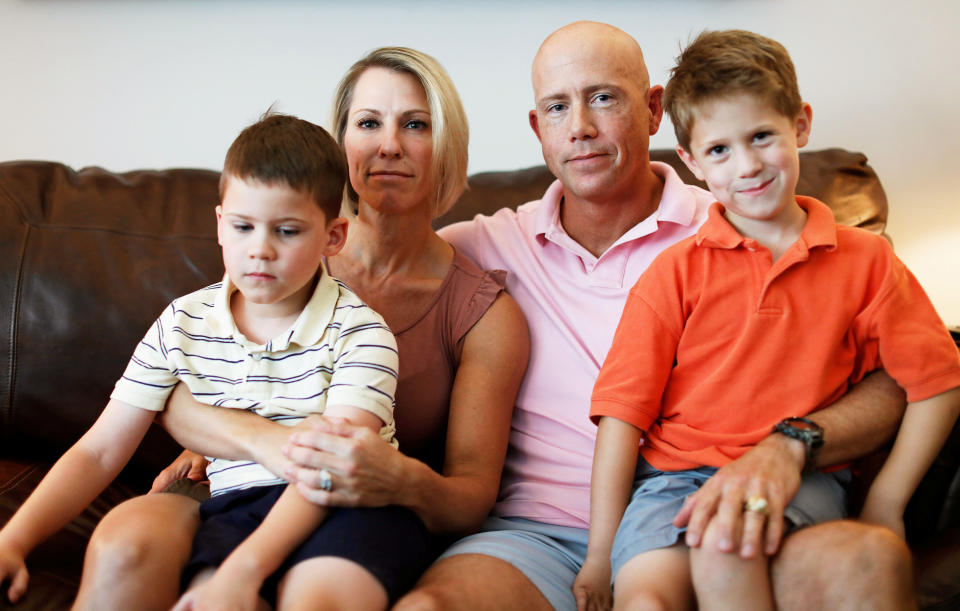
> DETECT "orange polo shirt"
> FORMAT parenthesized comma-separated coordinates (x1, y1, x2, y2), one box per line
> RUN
(590, 197, 960, 472)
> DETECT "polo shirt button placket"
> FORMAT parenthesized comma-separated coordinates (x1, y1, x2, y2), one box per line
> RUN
(243, 351, 262, 388)
(588, 250, 628, 289)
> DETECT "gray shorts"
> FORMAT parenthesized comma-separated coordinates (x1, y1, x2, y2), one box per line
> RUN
(438, 516, 588, 611)
(439, 462, 850, 610)
(611, 458, 851, 578)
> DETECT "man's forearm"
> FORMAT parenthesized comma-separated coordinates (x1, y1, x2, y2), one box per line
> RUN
(808, 370, 906, 466)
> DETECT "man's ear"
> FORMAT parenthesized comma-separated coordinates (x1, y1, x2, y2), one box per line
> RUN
(795, 102, 813, 148)
(528, 109, 542, 142)
(647, 85, 665, 135)
(676, 146, 705, 182)
(323, 217, 349, 257)
(215, 205, 225, 246)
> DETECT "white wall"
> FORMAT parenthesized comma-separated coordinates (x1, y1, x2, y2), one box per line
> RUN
(2, 0, 958, 324)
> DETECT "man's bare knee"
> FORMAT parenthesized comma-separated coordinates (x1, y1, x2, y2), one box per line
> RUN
(394, 554, 550, 611)
(394, 555, 486, 611)
(773, 520, 915, 611)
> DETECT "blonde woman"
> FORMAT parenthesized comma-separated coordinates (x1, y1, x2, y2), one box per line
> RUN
(75, 47, 528, 611)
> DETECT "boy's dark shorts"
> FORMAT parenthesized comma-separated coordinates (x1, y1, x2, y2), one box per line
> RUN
(182, 484, 431, 603)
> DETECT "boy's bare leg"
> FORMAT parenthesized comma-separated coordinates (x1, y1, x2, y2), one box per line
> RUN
(691, 519, 772, 611)
(772, 520, 915, 611)
(73, 493, 200, 611)
(394, 554, 552, 611)
(277, 557, 386, 611)
(614, 545, 693, 611)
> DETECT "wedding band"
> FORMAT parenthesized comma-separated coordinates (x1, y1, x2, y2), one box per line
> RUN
(744, 496, 769, 515)
(318, 468, 334, 492)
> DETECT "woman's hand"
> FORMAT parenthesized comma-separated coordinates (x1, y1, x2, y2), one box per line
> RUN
(149, 449, 209, 494)
(282, 416, 406, 507)
(281, 292, 529, 534)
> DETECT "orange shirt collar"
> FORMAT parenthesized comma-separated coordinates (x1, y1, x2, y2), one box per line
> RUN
(695, 196, 838, 252)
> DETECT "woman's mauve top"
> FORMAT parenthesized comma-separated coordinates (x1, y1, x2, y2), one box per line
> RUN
(392, 249, 506, 472)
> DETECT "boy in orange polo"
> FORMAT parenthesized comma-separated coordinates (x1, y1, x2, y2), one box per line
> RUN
(577, 29, 960, 610)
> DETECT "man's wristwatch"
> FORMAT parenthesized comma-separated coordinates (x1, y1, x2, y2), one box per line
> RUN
(771, 417, 824, 473)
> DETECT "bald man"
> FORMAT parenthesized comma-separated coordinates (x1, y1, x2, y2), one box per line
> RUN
(395, 22, 913, 611)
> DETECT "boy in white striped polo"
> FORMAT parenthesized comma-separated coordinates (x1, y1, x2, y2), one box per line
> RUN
(0, 114, 410, 609)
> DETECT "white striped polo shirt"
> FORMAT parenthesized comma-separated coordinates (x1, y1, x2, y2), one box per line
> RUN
(111, 270, 398, 496)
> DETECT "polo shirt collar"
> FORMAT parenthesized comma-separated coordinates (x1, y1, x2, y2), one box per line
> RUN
(207, 270, 340, 352)
(532, 161, 701, 250)
(532, 178, 566, 240)
(695, 195, 838, 252)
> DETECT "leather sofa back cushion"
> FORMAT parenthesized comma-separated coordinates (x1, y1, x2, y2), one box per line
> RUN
(1, 163, 223, 475)
(0, 149, 887, 476)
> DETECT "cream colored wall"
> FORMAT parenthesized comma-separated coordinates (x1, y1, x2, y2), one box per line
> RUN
(1, 0, 958, 323)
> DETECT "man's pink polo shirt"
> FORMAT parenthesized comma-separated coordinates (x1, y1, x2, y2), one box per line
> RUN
(439, 162, 714, 529)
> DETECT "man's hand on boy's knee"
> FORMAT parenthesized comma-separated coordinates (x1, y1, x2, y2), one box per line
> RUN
(674, 435, 804, 558)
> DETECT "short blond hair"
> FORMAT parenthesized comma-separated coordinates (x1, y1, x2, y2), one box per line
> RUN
(332, 47, 469, 218)
(664, 30, 803, 151)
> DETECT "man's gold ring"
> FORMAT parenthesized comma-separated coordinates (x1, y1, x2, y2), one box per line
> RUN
(743, 496, 769, 515)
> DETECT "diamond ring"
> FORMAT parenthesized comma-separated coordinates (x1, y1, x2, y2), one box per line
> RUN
(318, 468, 334, 492)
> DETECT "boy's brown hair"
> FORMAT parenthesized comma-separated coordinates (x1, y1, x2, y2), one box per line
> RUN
(664, 29, 803, 151)
(221, 113, 347, 220)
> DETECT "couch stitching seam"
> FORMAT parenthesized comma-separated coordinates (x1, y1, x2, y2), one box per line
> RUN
(3, 223, 28, 441)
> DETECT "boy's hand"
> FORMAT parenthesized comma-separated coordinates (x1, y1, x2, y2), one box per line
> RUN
(172, 567, 263, 611)
(150, 449, 209, 493)
(0, 544, 30, 604)
(572, 556, 612, 611)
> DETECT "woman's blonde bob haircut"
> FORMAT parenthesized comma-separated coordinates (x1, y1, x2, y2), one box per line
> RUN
(331, 47, 469, 219)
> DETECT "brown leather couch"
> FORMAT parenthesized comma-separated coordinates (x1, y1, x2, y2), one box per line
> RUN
(1, 150, 958, 610)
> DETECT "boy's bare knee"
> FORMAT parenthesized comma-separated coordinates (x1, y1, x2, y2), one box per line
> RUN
(277, 557, 386, 611)
(76, 495, 198, 611)
(614, 547, 693, 611)
(689, 520, 735, 586)
(614, 589, 676, 611)
(84, 494, 199, 579)
(88, 517, 157, 573)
